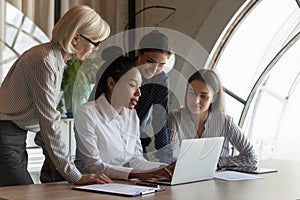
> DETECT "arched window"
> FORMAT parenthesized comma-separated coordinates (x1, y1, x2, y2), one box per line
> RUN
(207, 0, 300, 161)
(0, 2, 49, 85)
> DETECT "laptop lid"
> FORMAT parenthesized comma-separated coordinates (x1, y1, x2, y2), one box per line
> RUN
(170, 137, 224, 185)
(144, 137, 224, 185)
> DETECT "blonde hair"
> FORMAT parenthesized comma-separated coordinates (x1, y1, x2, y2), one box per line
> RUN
(52, 5, 110, 54)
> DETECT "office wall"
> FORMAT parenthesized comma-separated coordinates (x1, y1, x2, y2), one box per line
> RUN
(125, 0, 246, 109)
(130, 0, 245, 54)
(3, 0, 245, 55)
(2, 0, 245, 106)
(4, 0, 117, 37)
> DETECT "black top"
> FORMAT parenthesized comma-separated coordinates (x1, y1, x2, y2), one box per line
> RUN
(134, 71, 171, 162)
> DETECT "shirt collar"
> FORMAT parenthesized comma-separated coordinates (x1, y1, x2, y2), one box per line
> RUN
(96, 94, 125, 122)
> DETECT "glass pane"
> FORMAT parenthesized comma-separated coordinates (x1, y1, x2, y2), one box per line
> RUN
(22, 17, 49, 44)
(22, 17, 34, 34)
(273, 78, 300, 160)
(5, 3, 22, 27)
(1, 2, 49, 83)
(5, 25, 17, 47)
(246, 93, 284, 159)
(33, 26, 49, 42)
(224, 93, 244, 125)
(244, 31, 300, 160)
(1, 60, 15, 82)
(1, 45, 16, 64)
(14, 32, 40, 55)
(215, 0, 297, 99)
(265, 38, 300, 97)
(212, 0, 300, 161)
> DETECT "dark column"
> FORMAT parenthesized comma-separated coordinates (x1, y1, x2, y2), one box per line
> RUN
(128, 0, 136, 59)
(54, 0, 61, 24)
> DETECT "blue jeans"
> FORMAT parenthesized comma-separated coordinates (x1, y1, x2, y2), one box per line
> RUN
(0, 120, 33, 186)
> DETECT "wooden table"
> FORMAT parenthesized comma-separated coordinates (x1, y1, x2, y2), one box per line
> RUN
(0, 159, 299, 200)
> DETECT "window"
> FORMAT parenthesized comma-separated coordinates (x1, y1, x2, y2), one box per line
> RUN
(208, 0, 300, 160)
(0, 2, 48, 85)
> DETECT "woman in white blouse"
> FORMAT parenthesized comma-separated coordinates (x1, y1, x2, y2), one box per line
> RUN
(74, 52, 174, 180)
(169, 69, 258, 168)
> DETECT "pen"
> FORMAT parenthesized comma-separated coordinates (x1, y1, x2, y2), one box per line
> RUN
(140, 189, 156, 195)
(135, 182, 160, 188)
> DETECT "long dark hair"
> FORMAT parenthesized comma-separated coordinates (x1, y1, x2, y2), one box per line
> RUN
(94, 46, 136, 99)
(185, 69, 225, 113)
(138, 30, 173, 56)
(127, 30, 173, 58)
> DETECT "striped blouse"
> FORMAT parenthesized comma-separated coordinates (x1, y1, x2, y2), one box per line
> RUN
(0, 41, 81, 183)
(168, 108, 258, 167)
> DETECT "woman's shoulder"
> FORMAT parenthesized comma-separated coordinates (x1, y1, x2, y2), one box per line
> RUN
(209, 110, 229, 118)
(24, 42, 53, 57)
(73, 101, 98, 125)
(77, 100, 97, 114)
(22, 42, 62, 69)
(216, 112, 240, 129)
(206, 111, 230, 126)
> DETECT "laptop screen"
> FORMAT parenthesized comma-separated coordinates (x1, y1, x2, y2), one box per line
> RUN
(143, 137, 224, 185)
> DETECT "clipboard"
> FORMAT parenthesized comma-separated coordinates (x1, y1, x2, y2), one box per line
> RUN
(72, 183, 165, 197)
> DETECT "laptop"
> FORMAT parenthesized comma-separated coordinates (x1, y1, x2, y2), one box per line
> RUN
(143, 137, 224, 185)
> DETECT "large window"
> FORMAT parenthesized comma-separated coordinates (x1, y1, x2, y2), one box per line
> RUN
(0, 2, 48, 84)
(208, 0, 300, 161)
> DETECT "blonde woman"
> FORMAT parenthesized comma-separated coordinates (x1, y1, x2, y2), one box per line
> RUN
(0, 5, 111, 186)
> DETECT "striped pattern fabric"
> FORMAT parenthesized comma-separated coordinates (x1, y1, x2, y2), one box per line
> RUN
(168, 108, 258, 167)
(0, 41, 82, 183)
(135, 71, 169, 150)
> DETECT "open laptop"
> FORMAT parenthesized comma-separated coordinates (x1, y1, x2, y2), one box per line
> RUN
(143, 137, 224, 185)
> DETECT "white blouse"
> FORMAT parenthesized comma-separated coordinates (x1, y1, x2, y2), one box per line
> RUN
(74, 94, 163, 180)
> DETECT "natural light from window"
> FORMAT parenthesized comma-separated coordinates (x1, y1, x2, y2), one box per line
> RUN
(211, 0, 300, 161)
(0, 2, 48, 85)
